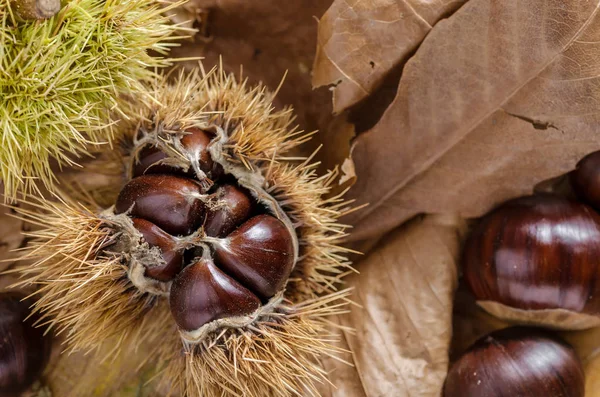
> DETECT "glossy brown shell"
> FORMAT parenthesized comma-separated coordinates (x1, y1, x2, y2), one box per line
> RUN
(463, 194, 600, 314)
(444, 327, 584, 397)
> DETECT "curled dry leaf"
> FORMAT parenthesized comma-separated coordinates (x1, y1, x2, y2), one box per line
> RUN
(344, 0, 600, 242)
(476, 300, 600, 331)
(320, 214, 465, 397)
(313, 0, 467, 113)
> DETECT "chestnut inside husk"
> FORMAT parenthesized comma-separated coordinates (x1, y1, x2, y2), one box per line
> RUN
(113, 128, 297, 339)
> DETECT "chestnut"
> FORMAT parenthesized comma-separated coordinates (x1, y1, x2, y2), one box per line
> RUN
(444, 327, 584, 397)
(132, 145, 171, 178)
(132, 218, 183, 281)
(0, 293, 51, 396)
(570, 150, 600, 210)
(169, 258, 261, 331)
(180, 127, 222, 179)
(463, 194, 600, 315)
(132, 128, 223, 180)
(115, 174, 205, 236)
(204, 184, 253, 237)
(212, 214, 295, 300)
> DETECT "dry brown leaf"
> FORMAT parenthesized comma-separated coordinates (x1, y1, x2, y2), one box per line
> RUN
(584, 357, 600, 397)
(320, 214, 464, 397)
(344, 0, 600, 242)
(313, 0, 467, 113)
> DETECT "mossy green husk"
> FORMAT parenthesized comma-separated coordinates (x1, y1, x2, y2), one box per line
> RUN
(0, 0, 181, 199)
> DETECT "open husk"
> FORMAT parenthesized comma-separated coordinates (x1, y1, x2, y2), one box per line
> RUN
(12, 66, 355, 396)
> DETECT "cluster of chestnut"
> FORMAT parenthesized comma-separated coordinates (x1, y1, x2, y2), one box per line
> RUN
(445, 151, 600, 396)
(117, 128, 295, 332)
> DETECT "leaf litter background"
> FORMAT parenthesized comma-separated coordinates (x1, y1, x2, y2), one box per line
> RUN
(4, 0, 600, 395)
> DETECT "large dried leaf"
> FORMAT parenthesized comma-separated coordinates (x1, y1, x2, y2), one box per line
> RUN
(320, 214, 464, 396)
(344, 0, 600, 242)
(313, 0, 467, 113)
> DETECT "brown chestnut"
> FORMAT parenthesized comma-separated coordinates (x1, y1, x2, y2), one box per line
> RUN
(0, 293, 51, 397)
(133, 128, 223, 180)
(204, 184, 253, 237)
(444, 327, 584, 397)
(570, 150, 600, 210)
(132, 218, 183, 281)
(463, 194, 600, 314)
(212, 214, 294, 300)
(180, 127, 222, 178)
(115, 174, 205, 236)
(169, 258, 261, 331)
(132, 145, 172, 178)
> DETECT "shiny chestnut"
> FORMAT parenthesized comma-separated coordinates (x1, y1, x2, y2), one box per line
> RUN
(463, 194, 600, 314)
(570, 150, 600, 210)
(132, 218, 183, 281)
(180, 127, 223, 179)
(169, 258, 261, 331)
(213, 214, 295, 300)
(204, 184, 253, 237)
(115, 174, 205, 236)
(132, 145, 172, 178)
(444, 327, 584, 397)
(0, 293, 51, 397)
(133, 128, 223, 180)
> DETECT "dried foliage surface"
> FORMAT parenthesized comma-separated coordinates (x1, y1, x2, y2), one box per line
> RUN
(319, 215, 465, 397)
(313, 0, 468, 113)
(344, 0, 600, 242)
